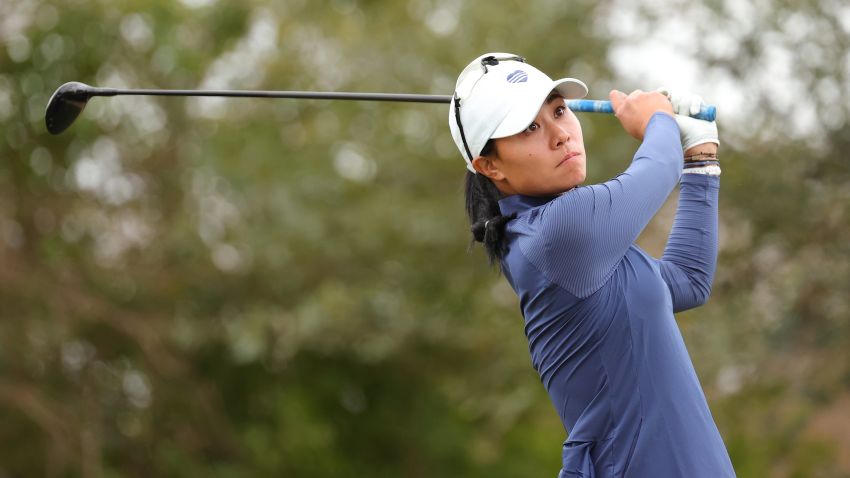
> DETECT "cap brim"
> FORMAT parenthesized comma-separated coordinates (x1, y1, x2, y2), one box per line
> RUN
(490, 78, 588, 139)
(553, 78, 588, 101)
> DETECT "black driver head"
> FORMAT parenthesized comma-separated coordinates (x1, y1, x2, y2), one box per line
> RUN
(45, 82, 96, 135)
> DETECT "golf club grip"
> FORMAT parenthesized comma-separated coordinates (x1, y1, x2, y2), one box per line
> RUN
(566, 100, 717, 122)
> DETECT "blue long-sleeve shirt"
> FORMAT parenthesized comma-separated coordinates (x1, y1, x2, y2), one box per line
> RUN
(497, 113, 735, 477)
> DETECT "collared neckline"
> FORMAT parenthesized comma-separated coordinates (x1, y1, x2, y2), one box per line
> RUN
(498, 194, 557, 216)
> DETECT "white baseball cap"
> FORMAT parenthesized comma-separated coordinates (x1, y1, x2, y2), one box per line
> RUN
(448, 53, 588, 173)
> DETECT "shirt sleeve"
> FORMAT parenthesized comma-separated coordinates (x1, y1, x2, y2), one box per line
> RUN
(655, 173, 720, 312)
(523, 112, 683, 298)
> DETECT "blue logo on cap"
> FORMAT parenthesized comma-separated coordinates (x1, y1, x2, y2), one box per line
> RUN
(506, 70, 528, 83)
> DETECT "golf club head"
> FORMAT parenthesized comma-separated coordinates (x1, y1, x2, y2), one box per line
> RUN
(45, 81, 96, 135)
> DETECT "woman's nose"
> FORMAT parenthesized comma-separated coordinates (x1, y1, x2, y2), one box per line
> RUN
(552, 124, 570, 149)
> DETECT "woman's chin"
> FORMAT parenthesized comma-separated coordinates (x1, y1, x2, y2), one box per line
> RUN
(560, 174, 586, 192)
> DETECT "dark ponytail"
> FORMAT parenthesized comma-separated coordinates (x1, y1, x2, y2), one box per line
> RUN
(464, 140, 517, 266)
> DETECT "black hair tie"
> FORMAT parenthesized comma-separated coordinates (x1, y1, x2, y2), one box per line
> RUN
(471, 213, 517, 243)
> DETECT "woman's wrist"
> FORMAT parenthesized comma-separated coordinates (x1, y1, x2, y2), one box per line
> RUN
(683, 142, 720, 176)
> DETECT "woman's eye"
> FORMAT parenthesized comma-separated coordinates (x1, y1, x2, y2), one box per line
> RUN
(525, 122, 539, 133)
(555, 106, 566, 117)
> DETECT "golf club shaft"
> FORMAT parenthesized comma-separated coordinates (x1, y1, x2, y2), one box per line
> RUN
(89, 88, 718, 121)
(93, 88, 451, 104)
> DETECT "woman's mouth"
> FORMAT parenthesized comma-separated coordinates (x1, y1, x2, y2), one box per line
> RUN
(557, 152, 580, 167)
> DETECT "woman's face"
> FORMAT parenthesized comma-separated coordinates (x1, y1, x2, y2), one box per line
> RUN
(473, 92, 586, 197)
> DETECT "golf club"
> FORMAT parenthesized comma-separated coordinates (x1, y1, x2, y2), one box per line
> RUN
(45, 81, 717, 135)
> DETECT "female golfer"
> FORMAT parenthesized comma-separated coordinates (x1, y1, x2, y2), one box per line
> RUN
(449, 53, 735, 477)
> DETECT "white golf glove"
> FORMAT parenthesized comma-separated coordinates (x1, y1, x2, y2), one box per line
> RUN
(657, 88, 719, 151)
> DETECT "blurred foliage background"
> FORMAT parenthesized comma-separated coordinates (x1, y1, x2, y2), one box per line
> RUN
(1, 0, 849, 476)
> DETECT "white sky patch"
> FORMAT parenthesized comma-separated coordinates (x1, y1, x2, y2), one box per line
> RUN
(391, 108, 433, 147)
(0, 75, 13, 121)
(2, 219, 25, 249)
(39, 33, 67, 64)
(191, 170, 242, 245)
(425, 1, 460, 37)
(30, 147, 52, 176)
(723, 0, 759, 34)
(715, 364, 755, 396)
(179, 0, 217, 9)
(120, 13, 155, 52)
(129, 98, 168, 137)
(197, 193, 240, 245)
(839, 2, 850, 34)
(82, 209, 155, 267)
(88, 66, 168, 139)
(212, 243, 245, 273)
(334, 143, 376, 182)
(6, 35, 31, 63)
(759, 40, 796, 112)
(73, 136, 146, 206)
(0, 0, 37, 41)
(189, 170, 252, 273)
(123, 369, 152, 408)
(600, 0, 838, 148)
(35, 3, 59, 31)
(188, 9, 279, 119)
(61, 340, 96, 374)
(290, 26, 348, 91)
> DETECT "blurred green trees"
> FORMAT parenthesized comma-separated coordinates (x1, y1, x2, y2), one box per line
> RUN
(1, 0, 848, 476)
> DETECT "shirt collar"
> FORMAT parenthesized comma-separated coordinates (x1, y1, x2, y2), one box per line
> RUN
(498, 194, 557, 216)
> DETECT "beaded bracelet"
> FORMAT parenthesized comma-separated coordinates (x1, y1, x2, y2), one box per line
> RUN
(684, 152, 718, 163)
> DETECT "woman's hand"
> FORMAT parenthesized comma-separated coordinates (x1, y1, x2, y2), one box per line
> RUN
(657, 88, 720, 153)
(609, 89, 673, 141)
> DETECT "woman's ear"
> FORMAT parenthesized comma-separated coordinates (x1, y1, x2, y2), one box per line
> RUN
(472, 155, 506, 181)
